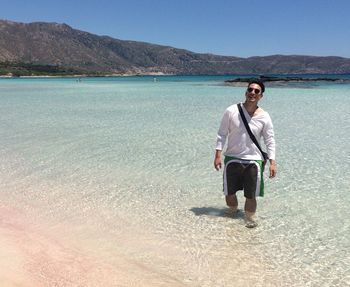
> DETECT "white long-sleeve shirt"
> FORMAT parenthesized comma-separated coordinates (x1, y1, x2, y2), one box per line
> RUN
(216, 103, 276, 161)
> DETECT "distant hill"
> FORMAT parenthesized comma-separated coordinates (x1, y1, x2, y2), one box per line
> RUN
(1, 19, 350, 76)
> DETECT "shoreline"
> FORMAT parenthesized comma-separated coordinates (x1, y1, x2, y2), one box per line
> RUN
(1, 73, 350, 79)
(0, 185, 285, 287)
(0, 72, 173, 79)
(0, 203, 186, 287)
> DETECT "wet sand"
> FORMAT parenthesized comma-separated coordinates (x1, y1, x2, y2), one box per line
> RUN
(0, 204, 185, 287)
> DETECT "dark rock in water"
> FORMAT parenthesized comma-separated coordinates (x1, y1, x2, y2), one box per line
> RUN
(225, 75, 346, 84)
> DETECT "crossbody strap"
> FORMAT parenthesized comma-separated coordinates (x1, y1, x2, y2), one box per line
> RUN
(237, 103, 268, 161)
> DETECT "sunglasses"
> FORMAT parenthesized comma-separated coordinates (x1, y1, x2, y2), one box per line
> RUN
(247, 87, 262, 95)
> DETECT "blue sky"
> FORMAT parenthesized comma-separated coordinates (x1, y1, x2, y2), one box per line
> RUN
(1, 0, 349, 58)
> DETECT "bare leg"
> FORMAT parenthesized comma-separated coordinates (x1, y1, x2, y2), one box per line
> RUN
(225, 194, 238, 215)
(226, 194, 238, 210)
(244, 198, 257, 228)
(244, 197, 256, 215)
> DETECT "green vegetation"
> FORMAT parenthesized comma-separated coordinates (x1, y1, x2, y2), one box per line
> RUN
(0, 62, 99, 76)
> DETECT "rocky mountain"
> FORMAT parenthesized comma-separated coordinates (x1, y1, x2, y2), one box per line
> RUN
(1, 19, 350, 75)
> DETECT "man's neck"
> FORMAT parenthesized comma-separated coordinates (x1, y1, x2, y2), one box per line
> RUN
(243, 101, 258, 113)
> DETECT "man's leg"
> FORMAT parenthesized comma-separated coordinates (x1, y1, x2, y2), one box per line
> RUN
(244, 198, 257, 228)
(243, 164, 258, 227)
(225, 194, 238, 215)
(226, 194, 238, 210)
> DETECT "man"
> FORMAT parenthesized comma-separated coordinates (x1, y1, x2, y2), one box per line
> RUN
(214, 79, 276, 228)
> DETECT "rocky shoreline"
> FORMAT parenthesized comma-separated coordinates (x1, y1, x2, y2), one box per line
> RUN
(225, 75, 349, 85)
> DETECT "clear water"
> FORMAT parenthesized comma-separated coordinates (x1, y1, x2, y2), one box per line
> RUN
(0, 76, 349, 286)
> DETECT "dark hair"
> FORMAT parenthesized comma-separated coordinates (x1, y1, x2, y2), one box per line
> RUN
(248, 79, 265, 93)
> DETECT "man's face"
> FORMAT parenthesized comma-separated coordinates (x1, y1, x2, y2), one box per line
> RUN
(245, 83, 263, 103)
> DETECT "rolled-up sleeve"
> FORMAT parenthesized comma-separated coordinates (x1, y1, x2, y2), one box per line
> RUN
(216, 109, 230, 151)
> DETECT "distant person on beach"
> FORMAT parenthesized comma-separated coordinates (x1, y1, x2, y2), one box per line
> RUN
(214, 79, 276, 228)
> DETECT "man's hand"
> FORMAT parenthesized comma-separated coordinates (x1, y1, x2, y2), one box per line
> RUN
(214, 157, 222, 171)
(269, 160, 276, 178)
(214, 150, 222, 171)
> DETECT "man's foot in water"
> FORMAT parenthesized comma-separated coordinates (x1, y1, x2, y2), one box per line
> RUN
(244, 212, 258, 228)
(245, 219, 258, 228)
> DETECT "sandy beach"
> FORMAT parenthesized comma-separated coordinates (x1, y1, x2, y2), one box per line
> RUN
(0, 203, 187, 287)
(0, 195, 286, 287)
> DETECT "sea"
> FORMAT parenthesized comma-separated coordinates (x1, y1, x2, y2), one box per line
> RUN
(0, 75, 349, 286)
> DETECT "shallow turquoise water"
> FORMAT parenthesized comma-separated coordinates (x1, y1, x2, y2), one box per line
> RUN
(0, 76, 349, 286)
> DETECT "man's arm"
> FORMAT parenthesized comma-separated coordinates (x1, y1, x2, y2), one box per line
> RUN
(262, 114, 276, 178)
(216, 110, 229, 150)
(214, 109, 230, 171)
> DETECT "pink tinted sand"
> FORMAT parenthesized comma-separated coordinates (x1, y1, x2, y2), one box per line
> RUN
(0, 205, 184, 287)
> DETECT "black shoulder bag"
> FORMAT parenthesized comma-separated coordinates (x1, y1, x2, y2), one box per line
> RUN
(237, 103, 268, 166)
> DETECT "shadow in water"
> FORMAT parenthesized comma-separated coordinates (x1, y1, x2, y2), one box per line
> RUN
(190, 207, 245, 219)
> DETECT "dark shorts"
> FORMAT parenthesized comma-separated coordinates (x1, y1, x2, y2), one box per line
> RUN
(223, 157, 264, 198)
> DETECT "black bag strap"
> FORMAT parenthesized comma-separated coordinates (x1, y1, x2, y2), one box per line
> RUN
(237, 103, 268, 161)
